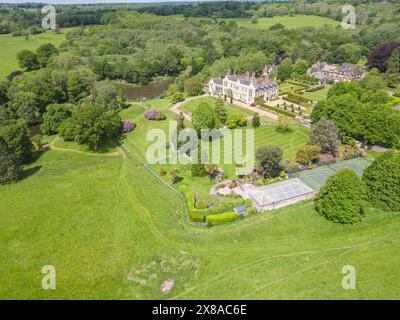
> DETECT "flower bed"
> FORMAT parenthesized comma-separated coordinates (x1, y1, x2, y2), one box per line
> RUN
(144, 109, 166, 121)
(121, 120, 136, 133)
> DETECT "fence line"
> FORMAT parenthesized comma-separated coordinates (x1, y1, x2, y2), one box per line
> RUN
(120, 143, 192, 225)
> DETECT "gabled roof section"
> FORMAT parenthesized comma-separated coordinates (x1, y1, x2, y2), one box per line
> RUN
(248, 178, 314, 206)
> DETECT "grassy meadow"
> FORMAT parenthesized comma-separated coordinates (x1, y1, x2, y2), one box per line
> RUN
(223, 15, 339, 30)
(0, 96, 399, 300)
(0, 28, 76, 78)
(1, 145, 400, 299)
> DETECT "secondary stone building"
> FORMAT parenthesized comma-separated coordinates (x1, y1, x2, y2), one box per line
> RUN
(208, 73, 278, 104)
(307, 61, 364, 83)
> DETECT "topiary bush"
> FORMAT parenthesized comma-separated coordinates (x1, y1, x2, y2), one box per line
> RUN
(191, 163, 207, 177)
(226, 113, 247, 129)
(295, 145, 321, 165)
(190, 211, 204, 223)
(315, 168, 366, 224)
(245, 199, 253, 208)
(247, 207, 258, 215)
(362, 151, 400, 211)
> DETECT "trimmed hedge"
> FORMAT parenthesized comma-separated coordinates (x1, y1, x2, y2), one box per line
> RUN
(206, 212, 240, 226)
(180, 185, 246, 224)
(190, 211, 205, 222)
(284, 93, 310, 106)
(260, 103, 296, 118)
(305, 85, 325, 92)
(181, 185, 195, 209)
(247, 206, 258, 214)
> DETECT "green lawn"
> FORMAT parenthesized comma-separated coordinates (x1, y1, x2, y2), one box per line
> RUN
(173, 14, 339, 30)
(1, 147, 400, 299)
(0, 28, 77, 78)
(1, 97, 399, 299)
(181, 96, 255, 117)
(278, 81, 307, 95)
(121, 98, 309, 199)
(302, 85, 332, 102)
(225, 15, 339, 30)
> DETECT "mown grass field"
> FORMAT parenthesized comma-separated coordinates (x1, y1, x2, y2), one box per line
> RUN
(0, 28, 76, 79)
(1, 97, 399, 299)
(224, 15, 339, 30)
(122, 97, 308, 162)
(121, 97, 308, 198)
(181, 96, 255, 117)
(1, 145, 400, 299)
(302, 85, 332, 102)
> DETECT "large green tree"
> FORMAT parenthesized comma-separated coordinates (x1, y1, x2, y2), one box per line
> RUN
(17, 49, 39, 71)
(41, 103, 74, 135)
(315, 169, 365, 224)
(0, 81, 9, 105)
(359, 69, 387, 91)
(192, 102, 218, 134)
(256, 145, 283, 178)
(386, 48, 400, 75)
(310, 119, 339, 156)
(8, 91, 41, 124)
(89, 82, 125, 111)
(36, 43, 58, 67)
(276, 63, 293, 81)
(0, 120, 34, 164)
(184, 76, 204, 96)
(312, 83, 400, 148)
(362, 151, 400, 212)
(67, 68, 95, 104)
(0, 137, 20, 184)
(68, 104, 121, 150)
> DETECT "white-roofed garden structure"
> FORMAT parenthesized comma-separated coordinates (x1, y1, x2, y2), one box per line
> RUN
(248, 178, 315, 211)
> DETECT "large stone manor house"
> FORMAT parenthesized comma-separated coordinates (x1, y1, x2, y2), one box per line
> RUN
(208, 73, 278, 105)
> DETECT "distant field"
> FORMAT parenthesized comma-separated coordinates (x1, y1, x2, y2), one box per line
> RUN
(224, 15, 339, 30)
(0, 28, 76, 79)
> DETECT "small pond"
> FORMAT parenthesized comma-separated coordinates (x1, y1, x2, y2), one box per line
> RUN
(121, 80, 173, 101)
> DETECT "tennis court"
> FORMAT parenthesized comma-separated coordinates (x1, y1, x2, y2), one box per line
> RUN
(292, 158, 371, 191)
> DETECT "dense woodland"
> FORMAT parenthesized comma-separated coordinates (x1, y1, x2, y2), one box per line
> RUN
(0, 0, 400, 183)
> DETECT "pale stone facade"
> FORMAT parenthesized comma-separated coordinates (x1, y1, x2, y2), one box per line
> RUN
(208, 73, 278, 104)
